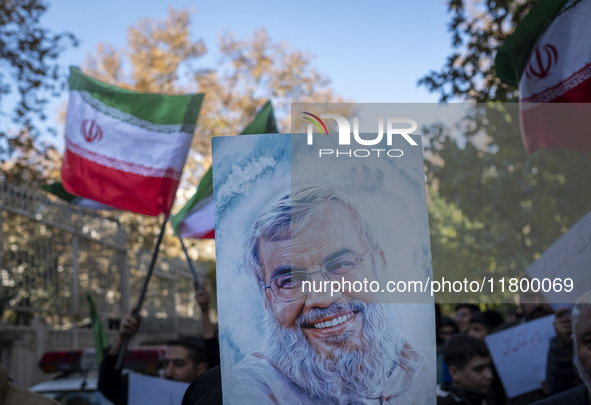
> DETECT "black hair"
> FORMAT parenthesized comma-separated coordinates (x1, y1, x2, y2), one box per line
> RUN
(439, 316, 459, 333)
(469, 310, 504, 332)
(167, 337, 208, 367)
(454, 303, 480, 314)
(443, 334, 490, 370)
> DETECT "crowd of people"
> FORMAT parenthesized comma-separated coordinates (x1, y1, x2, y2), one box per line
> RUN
(2, 286, 589, 404)
(436, 294, 590, 405)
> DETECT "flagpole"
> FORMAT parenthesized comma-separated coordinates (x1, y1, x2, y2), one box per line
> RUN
(178, 236, 201, 290)
(115, 213, 169, 371)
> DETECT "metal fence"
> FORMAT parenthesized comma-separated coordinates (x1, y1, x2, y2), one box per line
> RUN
(0, 183, 209, 387)
(0, 182, 128, 323)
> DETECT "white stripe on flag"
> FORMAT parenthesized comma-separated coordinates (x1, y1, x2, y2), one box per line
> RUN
(178, 195, 215, 238)
(73, 197, 115, 211)
(65, 91, 194, 178)
(520, 0, 591, 102)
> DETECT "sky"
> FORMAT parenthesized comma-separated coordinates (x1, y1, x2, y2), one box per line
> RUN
(36, 0, 453, 144)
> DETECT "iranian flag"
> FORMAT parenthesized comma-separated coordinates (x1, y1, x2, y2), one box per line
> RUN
(171, 100, 278, 239)
(61, 67, 203, 216)
(495, 0, 591, 153)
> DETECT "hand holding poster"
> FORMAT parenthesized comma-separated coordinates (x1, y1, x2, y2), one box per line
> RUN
(211, 129, 435, 403)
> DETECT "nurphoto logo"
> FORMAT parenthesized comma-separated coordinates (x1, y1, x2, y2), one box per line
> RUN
(302, 112, 419, 158)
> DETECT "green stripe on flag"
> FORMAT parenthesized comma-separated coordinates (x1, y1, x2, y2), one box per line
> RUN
(87, 293, 110, 366)
(172, 165, 214, 234)
(495, 0, 570, 87)
(43, 182, 77, 203)
(43, 182, 114, 210)
(171, 100, 278, 235)
(68, 66, 204, 125)
(240, 100, 278, 135)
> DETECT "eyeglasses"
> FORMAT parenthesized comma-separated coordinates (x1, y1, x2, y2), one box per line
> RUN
(262, 249, 371, 302)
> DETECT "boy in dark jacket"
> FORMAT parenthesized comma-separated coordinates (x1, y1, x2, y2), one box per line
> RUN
(437, 335, 493, 405)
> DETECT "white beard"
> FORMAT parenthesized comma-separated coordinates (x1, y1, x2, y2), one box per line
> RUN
(264, 302, 403, 403)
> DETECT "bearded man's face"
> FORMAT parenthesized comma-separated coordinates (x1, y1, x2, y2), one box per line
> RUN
(258, 203, 402, 400)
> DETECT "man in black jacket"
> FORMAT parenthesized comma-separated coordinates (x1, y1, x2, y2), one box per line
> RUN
(532, 290, 591, 405)
(98, 310, 211, 405)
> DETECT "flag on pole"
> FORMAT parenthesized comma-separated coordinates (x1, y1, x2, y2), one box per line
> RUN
(43, 182, 115, 210)
(87, 293, 110, 366)
(171, 100, 278, 239)
(61, 67, 203, 216)
(495, 0, 591, 153)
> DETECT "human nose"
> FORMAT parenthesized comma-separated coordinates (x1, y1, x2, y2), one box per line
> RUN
(163, 363, 174, 379)
(304, 269, 342, 307)
(483, 367, 493, 383)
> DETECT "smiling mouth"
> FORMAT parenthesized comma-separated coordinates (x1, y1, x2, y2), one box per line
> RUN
(307, 311, 357, 329)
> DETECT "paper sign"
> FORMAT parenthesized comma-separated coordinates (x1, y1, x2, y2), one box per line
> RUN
(128, 373, 189, 405)
(485, 315, 556, 398)
(526, 211, 591, 305)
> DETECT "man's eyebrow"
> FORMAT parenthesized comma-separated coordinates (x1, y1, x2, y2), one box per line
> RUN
(323, 249, 355, 265)
(268, 249, 356, 280)
(270, 265, 293, 280)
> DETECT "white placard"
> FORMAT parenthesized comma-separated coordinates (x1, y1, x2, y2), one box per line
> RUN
(526, 211, 591, 306)
(128, 373, 189, 405)
(485, 315, 556, 398)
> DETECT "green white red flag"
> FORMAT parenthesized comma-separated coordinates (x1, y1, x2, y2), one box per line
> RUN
(171, 100, 278, 239)
(61, 67, 203, 216)
(495, 0, 591, 153)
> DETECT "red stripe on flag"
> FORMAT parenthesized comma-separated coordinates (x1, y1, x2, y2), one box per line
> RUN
(196, 229, 215, 239)
(62, 149, 179, 216)
(184, 229, 214, 239)
(178, 223, 215, 239)
(520, 77, 591, 153)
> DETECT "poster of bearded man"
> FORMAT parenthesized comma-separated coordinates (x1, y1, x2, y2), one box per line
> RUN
(211, 131, 435, 404)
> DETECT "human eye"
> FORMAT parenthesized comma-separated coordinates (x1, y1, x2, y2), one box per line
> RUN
(274, 271, 305, 289)
(325, 256, 357, 275)
(275, 274, 294, 289)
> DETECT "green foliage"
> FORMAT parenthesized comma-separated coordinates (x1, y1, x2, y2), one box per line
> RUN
(0, 0, 78, 163)
(425, 104, 591, 302)
(421, 1, 591, 304)
(419, 0, 535, 102)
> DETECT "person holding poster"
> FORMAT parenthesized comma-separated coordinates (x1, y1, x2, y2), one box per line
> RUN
(533, 290, 591, 405)
(223, 186, 427, 404)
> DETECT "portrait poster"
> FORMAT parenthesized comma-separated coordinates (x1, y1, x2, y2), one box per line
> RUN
(212, 132, 435, 404)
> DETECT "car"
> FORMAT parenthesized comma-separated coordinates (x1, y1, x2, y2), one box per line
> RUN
(30, 347, 165, 405)
(30, 371, 113, 405)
